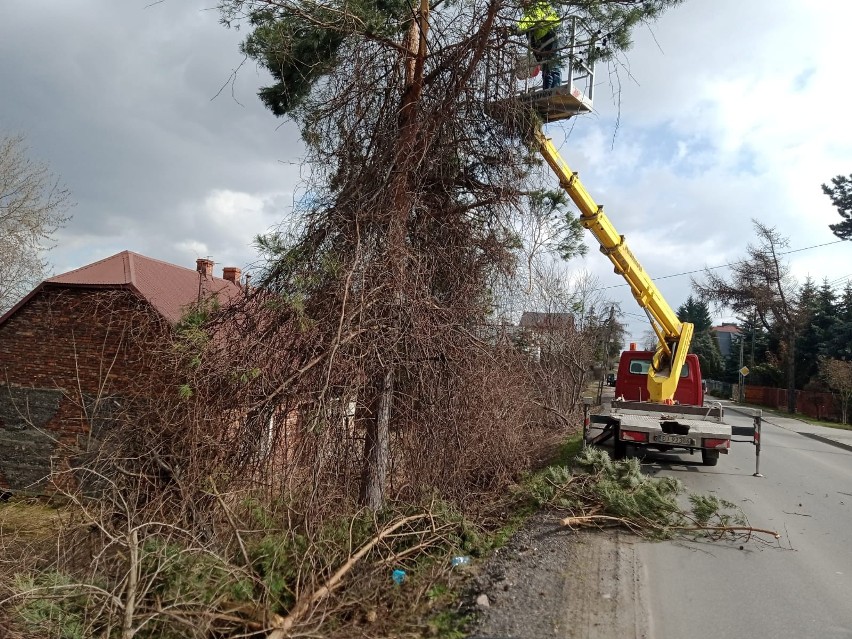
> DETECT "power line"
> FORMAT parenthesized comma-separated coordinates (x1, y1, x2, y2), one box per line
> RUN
(598, 239, 845, 291)
(828, 273, 852, 286)
(781, 239, 845, 255)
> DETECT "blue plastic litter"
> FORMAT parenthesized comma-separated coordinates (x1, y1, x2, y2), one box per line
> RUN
(392, 569, 406, 585)
(451, 556, 471, 567)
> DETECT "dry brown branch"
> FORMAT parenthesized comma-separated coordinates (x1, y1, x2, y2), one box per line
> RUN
(560, 514, 780, 540)
(266, 513, 429, 637)
(209, 486, 253, 570)
(669, 525, 781, 539)
(560, 514, 640, 531)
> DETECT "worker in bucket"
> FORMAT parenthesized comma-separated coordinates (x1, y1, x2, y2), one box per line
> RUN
(516, 0, 562, 90)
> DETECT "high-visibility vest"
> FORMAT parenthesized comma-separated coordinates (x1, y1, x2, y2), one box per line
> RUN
(518, 2, 559, 40)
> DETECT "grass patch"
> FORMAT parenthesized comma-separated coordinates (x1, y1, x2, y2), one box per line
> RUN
(793, 415, 852, 430)
(425, 609, 473, 638)
(0, 499, 63, 541)
(733, 401, 851, 430)
(547, 433, 585, 467)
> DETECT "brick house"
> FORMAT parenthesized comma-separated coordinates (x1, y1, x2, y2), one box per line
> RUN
(0, 251, 242, 493)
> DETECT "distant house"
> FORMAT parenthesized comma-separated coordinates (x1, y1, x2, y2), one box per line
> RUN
(519, 311, 574, 331)
(0, 251, 242, 493)
(515, 311, 576, 361)
(710, 322, 741, 358)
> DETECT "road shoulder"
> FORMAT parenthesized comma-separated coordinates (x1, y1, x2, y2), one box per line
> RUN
(468, 510, 650, 639)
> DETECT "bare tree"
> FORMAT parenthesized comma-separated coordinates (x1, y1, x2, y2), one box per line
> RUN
(640, 328, 657, 351)
(820, 358, 852, 425)
(0, 134, 72, 313)
(693, 221, 803, 413)
(528, 267, 603, 410)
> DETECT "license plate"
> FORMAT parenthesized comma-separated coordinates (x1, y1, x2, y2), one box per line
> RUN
(653, 434, 695, 446)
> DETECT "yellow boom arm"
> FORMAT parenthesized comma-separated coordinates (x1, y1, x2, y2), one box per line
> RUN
(535, 130, 694, 403)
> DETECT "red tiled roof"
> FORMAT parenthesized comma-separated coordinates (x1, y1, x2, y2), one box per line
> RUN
(1, 251, 241, 326)
(711, 324, 741, 334)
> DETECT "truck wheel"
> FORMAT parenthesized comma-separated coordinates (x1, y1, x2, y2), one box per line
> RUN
(613, 431, 627, 460)
(701, 449, 719, 466)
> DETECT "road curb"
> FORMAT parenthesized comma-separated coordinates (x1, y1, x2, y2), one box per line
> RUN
(719, 399, 852, 449)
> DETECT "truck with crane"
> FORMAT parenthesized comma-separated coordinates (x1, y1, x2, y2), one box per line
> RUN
(518, 33, 732, 465)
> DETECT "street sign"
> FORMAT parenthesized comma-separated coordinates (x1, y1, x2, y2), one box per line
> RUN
(739, 366, 750, 377)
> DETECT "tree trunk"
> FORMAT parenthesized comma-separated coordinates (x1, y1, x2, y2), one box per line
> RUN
(122, 527, 139, 639)
(785, 332, 797, 414)
(357, 0, 498, 510)
(356, 0, 428, 511)
(359, 368, 393, 510)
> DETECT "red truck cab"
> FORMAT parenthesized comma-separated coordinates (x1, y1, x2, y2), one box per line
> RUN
(614, 350, 704, 406)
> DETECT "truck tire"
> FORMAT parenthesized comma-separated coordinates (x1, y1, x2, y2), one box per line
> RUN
(701, 449, 719, 466)
(613, 428, 627, 460)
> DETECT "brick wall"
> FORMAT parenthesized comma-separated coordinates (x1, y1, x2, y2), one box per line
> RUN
(0, 286, 170, 492)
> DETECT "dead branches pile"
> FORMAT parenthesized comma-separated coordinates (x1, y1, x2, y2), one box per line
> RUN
(1, 260, 602, 637)
(3, 502, 479, 639)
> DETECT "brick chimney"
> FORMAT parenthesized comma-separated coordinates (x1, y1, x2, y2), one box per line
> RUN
(196, 258, 214, 277)
(222, 267, 241, 285)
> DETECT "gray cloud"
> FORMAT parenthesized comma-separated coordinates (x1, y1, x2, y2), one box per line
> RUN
(1, 0, 303, 274)
(2, 0, 847, 337)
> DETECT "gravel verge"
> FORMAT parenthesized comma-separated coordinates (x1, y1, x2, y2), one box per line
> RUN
(466, 510, 651, 639)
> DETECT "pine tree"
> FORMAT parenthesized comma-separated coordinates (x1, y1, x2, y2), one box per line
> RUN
(693, 222, 804, 413)
(724, 317, 781, 386)
(821, 174, 852, 241)
(218, 0, 685, 508)
(740, 313, 771, 368)
(794, 277, 819, 388)
(829, 281, 852, 360)
(676, 295, 713, 332)
(796, 278, 842, 388)
(676, 295, 721, 378)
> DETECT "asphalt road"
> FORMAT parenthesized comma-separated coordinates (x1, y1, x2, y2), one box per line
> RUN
(637, 404, 852, 639)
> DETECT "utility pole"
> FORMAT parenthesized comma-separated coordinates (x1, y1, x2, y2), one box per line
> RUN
(750, 309, 756, 367)
(738, 332, 745, 403)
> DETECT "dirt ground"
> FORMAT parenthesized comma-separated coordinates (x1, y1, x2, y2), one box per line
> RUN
(466, 510, 650, 639)
(0, 499, 64, 639)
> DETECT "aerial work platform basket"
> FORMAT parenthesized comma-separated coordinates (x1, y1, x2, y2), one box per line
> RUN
(506, 18, 595, 122)
(519, 82, 593, 123)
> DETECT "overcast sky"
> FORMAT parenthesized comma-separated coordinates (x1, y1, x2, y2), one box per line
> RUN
(2, 1, 849, 343)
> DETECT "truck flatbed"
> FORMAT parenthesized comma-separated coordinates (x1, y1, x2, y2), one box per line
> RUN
(588, 399, 732, 466)
(610, 413, 731, 437)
